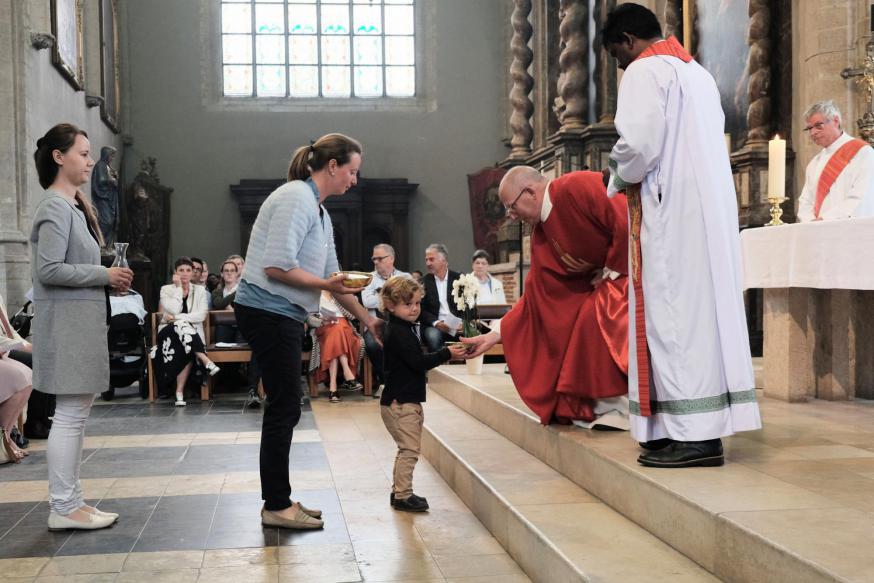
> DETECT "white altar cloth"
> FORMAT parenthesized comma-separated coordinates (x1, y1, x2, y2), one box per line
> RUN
(741, 216, 874, 290)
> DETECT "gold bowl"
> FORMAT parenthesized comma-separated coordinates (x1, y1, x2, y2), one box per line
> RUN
(331, 271, 373, 288)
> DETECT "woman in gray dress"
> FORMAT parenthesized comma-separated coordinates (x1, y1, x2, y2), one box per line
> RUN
(31, 124, 133, 531)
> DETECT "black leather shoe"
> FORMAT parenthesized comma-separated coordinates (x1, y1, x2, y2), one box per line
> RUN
(639, 438, 673, 451)
(393, 493, 429, 512)
(637, 439, 724, 468)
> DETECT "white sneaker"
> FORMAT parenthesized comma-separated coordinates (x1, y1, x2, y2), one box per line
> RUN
(48, 511, 116, 531)
(175, 393, 186, 407)
(205, 361, 220, 376)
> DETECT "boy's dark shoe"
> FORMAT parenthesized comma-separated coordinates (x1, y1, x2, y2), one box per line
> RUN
(392, 493, 429, 512)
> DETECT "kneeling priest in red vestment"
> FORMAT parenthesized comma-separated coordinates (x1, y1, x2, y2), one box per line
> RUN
(464, 167, 629, 426)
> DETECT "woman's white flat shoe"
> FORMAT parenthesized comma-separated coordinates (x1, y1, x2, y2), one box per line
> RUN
(205, 362, 220, 376)
(48, 511, 116, 531)
(82, 506, 119, 522)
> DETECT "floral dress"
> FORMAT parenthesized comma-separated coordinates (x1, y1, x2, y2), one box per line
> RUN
(150, 295, 207, 396)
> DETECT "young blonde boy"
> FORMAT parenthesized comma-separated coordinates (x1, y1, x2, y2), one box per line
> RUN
(378, 277, 467, 511)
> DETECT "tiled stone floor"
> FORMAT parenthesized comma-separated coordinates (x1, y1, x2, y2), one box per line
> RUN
(0, 388, 530, 582)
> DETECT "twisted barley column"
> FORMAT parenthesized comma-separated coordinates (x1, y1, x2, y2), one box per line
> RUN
(746, 0, 772, 143)
(509, 0, 534, 159)
(557, 0, 588, 130)
(593, 0, 617, 123)
(664, 0, 682, 42)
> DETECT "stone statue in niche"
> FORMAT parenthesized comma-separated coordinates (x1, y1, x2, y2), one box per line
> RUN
(126, 156, 172, 270)
(127, 180, 151, 260)
(91, 145, 119, 247)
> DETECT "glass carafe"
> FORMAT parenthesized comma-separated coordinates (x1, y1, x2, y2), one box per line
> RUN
(111, 242, 130, 296)
(111, 242, 129, 268)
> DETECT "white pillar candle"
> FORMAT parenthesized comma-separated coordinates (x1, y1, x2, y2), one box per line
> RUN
(768, 135, 786, 198)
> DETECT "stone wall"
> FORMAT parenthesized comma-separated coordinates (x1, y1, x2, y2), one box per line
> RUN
(122, 0, 509, 276)
(0, 0, 122, 308)
(791, 0, 871, 210)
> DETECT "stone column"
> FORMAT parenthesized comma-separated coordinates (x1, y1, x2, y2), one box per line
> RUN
(593, 0, 616, 124)
(508, 0, 534, 160)
(555, 0, 587, 131)
(763, 288, 814, 402)
(746, 0, 772, 144)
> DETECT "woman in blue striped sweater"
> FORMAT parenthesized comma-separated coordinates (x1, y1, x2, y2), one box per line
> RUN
(234, 133, 382, 530)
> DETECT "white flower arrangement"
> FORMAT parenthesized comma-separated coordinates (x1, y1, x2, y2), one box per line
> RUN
(451, 273, 481, 337)
(452, 273, 480, 311)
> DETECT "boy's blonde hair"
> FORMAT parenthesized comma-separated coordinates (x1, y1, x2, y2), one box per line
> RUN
(380, 276, 423, 312)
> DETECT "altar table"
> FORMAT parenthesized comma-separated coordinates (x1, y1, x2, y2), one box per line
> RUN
(741, 216, 874, 402)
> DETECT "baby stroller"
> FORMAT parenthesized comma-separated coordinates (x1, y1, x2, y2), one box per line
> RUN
(103, 312, 149, 401)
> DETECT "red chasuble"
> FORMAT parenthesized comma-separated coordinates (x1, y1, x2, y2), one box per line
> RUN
(501, 171, 629, 425)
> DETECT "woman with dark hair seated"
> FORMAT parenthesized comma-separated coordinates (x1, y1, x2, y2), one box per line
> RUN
(152, 257, 220, 406)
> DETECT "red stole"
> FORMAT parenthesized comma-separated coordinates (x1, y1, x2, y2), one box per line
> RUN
(501, 172, 629, 425)
(622, 36, 692, 416)
(814, 138, 868, 218)
(635, 36, 692, 63)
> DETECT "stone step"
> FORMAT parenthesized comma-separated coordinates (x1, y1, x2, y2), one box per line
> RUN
(428, 364, 868, 583)
(421, 391, 718, 583)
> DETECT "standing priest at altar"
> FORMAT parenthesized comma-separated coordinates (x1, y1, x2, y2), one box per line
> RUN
(797, 100, 874, 222)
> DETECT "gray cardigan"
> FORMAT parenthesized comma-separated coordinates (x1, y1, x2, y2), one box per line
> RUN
(30, 193, 110, 394)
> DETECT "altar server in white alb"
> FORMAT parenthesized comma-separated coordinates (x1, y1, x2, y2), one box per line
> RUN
(796, 100, 874, 222)
(601, 3, 761, 468)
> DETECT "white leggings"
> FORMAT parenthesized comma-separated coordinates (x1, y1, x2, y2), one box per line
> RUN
(47, 393, 95, 515)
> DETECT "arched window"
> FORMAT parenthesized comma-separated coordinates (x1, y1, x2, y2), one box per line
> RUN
(221, 0, 416, 98)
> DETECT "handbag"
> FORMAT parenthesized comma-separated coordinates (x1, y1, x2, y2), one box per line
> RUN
(10, 301, 33, 338)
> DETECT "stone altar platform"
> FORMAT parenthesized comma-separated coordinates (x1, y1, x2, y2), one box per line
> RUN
(423, 363, 874, 583)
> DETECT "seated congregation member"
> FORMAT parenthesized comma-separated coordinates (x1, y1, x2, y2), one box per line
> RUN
(0, 293, 32, 463)
(190, 257, 212, 308)
(410, 270, 424, 285)
(316, 291, 364, 403)
(420, 244, 464, 352)
(470, 249, 506, 304)
(212, 258, 262, 403)
(227, 254, 245, 273)
(212, 259, 242, 344)
(212, 260, 240, 311)
(379, 276, 468, 512)
(797, 100, 874, 222)
(152, 257, 220, 406)
(361, 243, 410, 390)
(463, 167, 630, 427)
(0, 293, 48, 441)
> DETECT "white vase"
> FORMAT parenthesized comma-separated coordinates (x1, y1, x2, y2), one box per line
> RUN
(466, 354, 484, 375)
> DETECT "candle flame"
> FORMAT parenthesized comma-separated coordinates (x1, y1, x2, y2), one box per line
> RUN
(774, 134, 780, 140)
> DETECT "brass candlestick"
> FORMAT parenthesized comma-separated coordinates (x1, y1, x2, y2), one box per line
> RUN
(766, 196, 788, 226)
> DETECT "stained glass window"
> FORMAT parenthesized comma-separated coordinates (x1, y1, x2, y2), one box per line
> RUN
(221, 0, 416, 98)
